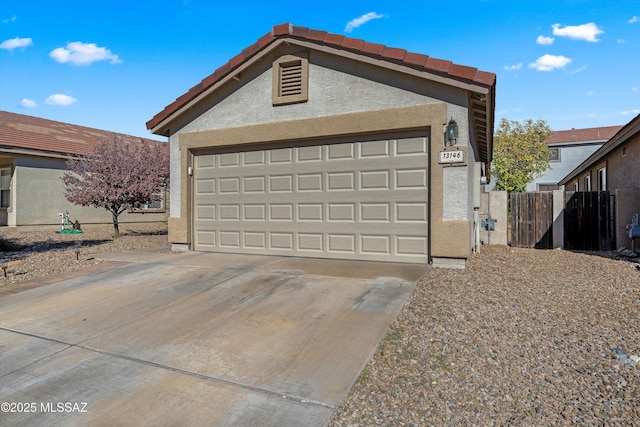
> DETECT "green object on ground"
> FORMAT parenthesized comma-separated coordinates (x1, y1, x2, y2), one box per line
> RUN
(56, 228, 83, 234)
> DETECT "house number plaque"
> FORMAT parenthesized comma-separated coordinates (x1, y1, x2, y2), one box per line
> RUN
(439, 150, 464, 164)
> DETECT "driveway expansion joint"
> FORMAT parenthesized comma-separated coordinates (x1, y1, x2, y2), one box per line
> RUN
(0, 326, 336, 410)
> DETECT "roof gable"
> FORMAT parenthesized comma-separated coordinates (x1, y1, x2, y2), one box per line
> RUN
(146, 23, 496, 136)
(559, 114, 640, 185)
(0, 111, 165, 157)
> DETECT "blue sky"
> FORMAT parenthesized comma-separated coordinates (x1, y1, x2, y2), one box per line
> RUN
(1, 0, 638, 139)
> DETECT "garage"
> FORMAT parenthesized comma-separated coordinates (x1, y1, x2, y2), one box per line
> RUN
(193, 133, 429, 263)
(147, 23, 495, 267)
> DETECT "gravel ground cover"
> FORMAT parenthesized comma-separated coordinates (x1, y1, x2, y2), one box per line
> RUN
(0, 222, 168, 288)
(1, 226, 638, 425)
(330, 246, 640, 426)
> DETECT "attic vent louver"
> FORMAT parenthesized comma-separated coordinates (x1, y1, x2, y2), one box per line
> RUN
(273, 53, 308, 105)
(279, 61, 303, 96)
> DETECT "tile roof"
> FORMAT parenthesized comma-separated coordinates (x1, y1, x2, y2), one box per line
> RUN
(545, 125, 623, 145)
(147, 23, 497, 132)
(0, 111, 165, 157)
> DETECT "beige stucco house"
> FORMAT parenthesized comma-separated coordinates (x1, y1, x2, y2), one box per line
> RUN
(0, 111, 168, 227)
(147, 23, 496, 267)
(560, 113, 640, 249)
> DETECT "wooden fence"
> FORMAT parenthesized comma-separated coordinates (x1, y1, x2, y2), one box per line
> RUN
(509, 192, 554, 249)
(564, 191, 616, 251)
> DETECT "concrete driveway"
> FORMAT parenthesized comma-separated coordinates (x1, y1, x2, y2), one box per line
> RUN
(0, 250, 426, 426)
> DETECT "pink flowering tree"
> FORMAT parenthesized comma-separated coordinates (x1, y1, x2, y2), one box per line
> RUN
(62, 139, 170, 235)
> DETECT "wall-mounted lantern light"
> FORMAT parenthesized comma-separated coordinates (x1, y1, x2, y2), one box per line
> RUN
(444, 118, 459, 146)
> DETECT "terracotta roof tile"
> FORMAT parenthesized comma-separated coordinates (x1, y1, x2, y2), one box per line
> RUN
(256, 33, 273, 48)
(362, 42, 385, 56)
(448, 63, 478, 81)
(306, 29, 328, 42)
(241, 41, 261, 58)
(147, 23, 497, 132)
(382, 47, 407, 61)
(424, 57, 452, 73)
(403, 52, 429, 67)
(228, 52, 245, 69)
(290, 25, 308, 38)
(324, 33, 345, 46)
(272, 23, 291, 36)
(340, 36, 366, 51)
(545, 126, 623, 145)
(1, 111, 165, 157)
(474, 70, 496, 86)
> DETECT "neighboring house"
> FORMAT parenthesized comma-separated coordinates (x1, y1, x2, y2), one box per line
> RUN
(0, 111, 168, 227)
(560, 114, 640, 249)
(147, 23, 496, 267)
(528, 125, 622, 191)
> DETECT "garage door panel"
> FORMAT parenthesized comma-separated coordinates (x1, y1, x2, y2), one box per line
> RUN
(297, 145, 323, 162)
(269, 175, 293, 192)
(360, 203, 390, 222)
(243, 176, 266, 193)
(395, 137, 427, 156)
(359, 139, 389, 158)
(219, 231, 241, 248)
(242, 150, 265, 166)
(297, 174, 323, 191)
(298, 233, 323, 252)
(243, 231, 266, 249)
(270, 232, 294, 250)
(328, 234, 356, 253)
(361, 235, 391, 255)
(219, 152, 240, 167)
(193, 134, 429, 263)
(328, 144, 354, 160)
(270, 204, 294, 221)
(269, 148, 293, 164)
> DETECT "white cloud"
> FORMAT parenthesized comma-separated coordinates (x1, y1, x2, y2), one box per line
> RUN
(0, 37, 33, 51)
(528, 54, 572, 71)
(2, 16, 17, 24)
(617, 38, 625, 44)
(50, 41, 121, 65)
(504, 63, 522, 71)
(571, 65, 588, 74)
(633, 87, 638, 92)
(344, 12, 385, 33)
(552, 22, 603, 42)
(629, 16, 639, 24)
(45, 94, 77, 106)
(20, 98, 37, 108)
(536, 35, 554, 45)
(622, 109, 640, 115)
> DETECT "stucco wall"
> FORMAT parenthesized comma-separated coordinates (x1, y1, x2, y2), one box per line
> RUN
(607, 134, 640, 191)
(7, 154, 167, 226)
(527, 142, 603, 191)
(168, 45, 474, 233)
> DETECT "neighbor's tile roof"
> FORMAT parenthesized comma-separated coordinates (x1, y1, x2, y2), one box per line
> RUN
(545, 125, 623, 145)
(147, 23, 497, 131)
(0, 111, 165, 157)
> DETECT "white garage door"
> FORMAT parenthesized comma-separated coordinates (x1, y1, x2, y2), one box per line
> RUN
(193, 133, 429, 264)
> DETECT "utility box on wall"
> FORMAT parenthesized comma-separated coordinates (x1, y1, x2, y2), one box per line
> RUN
(478, 191, 508, 246)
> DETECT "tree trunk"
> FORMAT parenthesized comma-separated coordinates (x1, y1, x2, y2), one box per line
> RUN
(112, 211, 120, 235)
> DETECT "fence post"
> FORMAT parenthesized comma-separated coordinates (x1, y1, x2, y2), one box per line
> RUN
(552, 190, 564, 249)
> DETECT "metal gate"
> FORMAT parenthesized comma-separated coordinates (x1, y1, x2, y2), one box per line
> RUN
(510, 192, 554, 249)
(564, 191, 616, 251)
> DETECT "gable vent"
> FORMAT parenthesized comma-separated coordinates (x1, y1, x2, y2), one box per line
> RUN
(272, 53, 309, 106)
(279, 61, 303, 97)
